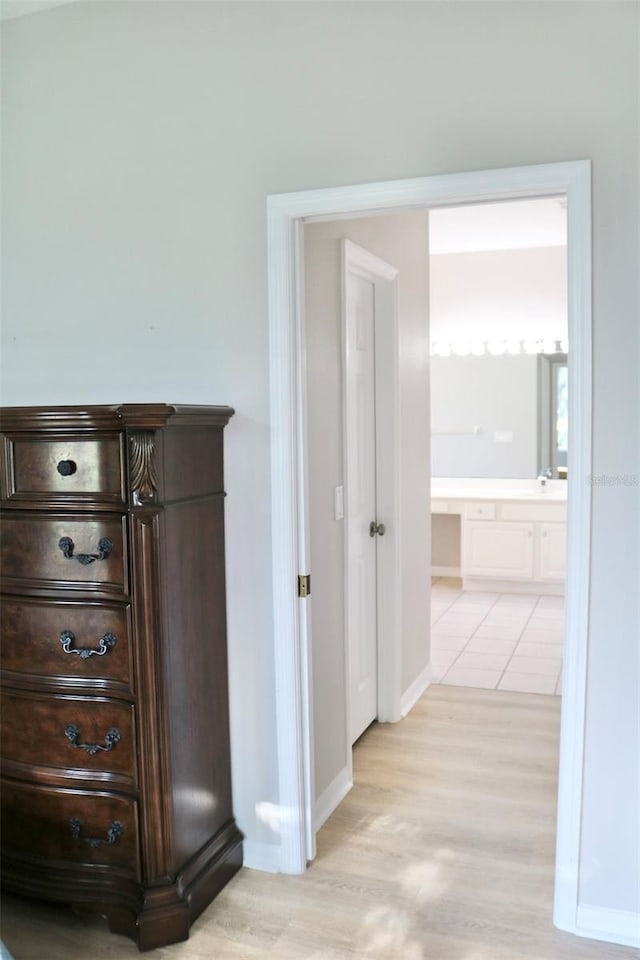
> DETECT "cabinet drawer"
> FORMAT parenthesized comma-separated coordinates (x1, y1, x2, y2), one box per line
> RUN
(0, 598, 132, 688)
(3, 436, 125, 503)
(1, 781, 139, 874)
(463, 501, 496, 521)
(500, 502, 566, 523)
(1, 693, 135, 780)
(1, 515, 128, 595)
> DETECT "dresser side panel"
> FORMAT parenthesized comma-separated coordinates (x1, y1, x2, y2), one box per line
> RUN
(159, 495, 234, 873)
(160, 424, 224, 502)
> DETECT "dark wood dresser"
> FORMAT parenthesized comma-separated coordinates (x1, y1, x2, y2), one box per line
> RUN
(0, 404, 242, 951)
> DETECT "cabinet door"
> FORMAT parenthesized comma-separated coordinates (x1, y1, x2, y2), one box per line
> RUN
(538, 522, 567, 581)
(463, 521, 534, 580)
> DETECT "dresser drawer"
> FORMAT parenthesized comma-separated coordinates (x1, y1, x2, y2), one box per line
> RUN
(0, 598, 132, 688)
(3, 435, 125, 502)
(1, 693, 135, 780)
(1, 514, 128, 594)
(1, 781, 139, 874)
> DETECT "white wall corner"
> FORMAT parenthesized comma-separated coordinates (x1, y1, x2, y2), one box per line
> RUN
(575, 905, 640, 950)
(314, 766, 353, 833)
(242, 840, 283, 875)
(400, 662, 433, 719)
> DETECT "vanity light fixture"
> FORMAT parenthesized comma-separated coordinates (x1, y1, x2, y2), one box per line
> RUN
(430, 338, 569, 357)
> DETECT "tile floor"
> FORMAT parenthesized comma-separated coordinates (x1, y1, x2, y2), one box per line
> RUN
(431, 577, 564, 695)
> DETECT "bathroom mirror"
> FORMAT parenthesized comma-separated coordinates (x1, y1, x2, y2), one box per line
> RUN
(430, 349, 568, 480)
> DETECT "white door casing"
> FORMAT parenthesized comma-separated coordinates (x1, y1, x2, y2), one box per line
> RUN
(343, 240, 400, 745)
(267, 161, 592, 944)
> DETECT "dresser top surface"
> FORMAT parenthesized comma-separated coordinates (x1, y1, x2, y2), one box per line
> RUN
(1, 404, 235, 432)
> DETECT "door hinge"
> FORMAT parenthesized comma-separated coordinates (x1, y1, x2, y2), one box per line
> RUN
(298, 574, 311, 598)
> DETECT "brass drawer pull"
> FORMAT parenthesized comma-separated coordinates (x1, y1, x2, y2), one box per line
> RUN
(58, 536, 113, 565)
(69, 817, 123, 848)
(64, 724, 121, 755)
(59, 630, 117, 659)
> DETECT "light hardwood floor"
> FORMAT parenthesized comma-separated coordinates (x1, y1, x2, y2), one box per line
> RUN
(1, 685, 636, 960)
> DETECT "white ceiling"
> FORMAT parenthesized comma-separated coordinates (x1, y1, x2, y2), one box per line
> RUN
(429, 196, 567, 256)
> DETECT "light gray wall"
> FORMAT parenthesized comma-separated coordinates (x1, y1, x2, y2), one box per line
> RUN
(431, 354, 539, 478)
(304, 211, 430, 801)
(2, 0, 638, 923)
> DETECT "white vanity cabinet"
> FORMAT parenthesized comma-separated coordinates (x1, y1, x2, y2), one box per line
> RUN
(463, 519, 535, 580)
(538, 522, 567, 581)
(458, 497, 566, 593)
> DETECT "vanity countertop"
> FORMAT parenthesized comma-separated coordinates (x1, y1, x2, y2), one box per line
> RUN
(432, 488, 566, 503)
(431, 480, 567, 505)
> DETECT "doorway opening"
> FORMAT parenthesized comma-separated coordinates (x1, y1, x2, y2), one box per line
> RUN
(267, 161, 592, 940)
(428, 197, 568, 696)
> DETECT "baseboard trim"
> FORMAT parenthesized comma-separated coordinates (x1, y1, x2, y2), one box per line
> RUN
(462, 576, 565, 596)
(314, 766, 353, 833)
(431, 565, 460, 578)
(242, 841, 281, 874)
(400, 662, 432, 718)
(575, 905, 640, 949)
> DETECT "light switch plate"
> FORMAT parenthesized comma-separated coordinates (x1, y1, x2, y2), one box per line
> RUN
(493, 430, 514, 443)
(334, 485, 344, 520)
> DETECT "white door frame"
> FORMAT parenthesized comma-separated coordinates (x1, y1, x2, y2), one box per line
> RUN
(342, 239, 401, 751)
(267, 161, 592, 939)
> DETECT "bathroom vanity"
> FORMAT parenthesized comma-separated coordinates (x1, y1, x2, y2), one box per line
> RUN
(431, 480, 567, 595)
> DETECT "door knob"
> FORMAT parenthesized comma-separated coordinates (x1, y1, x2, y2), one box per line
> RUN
(369, 521, 386, 538)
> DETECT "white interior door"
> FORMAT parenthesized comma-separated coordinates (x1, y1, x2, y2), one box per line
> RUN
(346, 271, 378, 743)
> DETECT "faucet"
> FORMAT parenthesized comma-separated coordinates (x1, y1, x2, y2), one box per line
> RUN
(538, 467, 553, 489)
